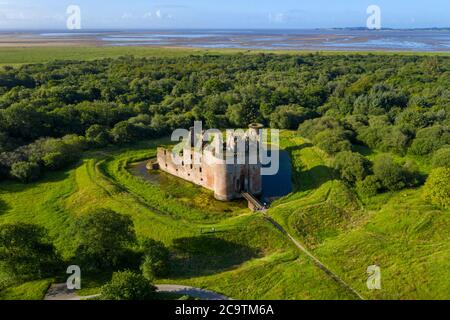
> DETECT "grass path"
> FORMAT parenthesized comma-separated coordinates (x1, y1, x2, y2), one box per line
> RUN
(263, 213, 364, 300)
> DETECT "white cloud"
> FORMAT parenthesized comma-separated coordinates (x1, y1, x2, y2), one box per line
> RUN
(269, 12, 287, 24)
(143, 8, 173, 20)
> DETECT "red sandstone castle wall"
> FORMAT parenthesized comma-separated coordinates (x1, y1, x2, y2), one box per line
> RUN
(157, 146, 263, 202)
(157, 147, 215, 192)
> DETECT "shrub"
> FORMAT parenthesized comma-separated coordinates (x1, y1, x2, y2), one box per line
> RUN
(111, 121, 138, 144)
(314, 129, 352, 155)
(100, 271, 156, 300)
(270, 105, 315, 130)
(333, 151, 372, 184)
(298, 117, 344, 140)
(74, 209, 137, 271)
(86, 124, 110, 147)
(0, 223, 60, 278)
(373, 155, 407, 191)
(409, 125, 450, 155)
(432, 148, 450, 168)
(356, 175, 381, 197)
(423, 167, 450, 209)
(139, 239, 170, 279)
(42, 152, 66, 170)
(10, 161, 40, 183)
(357, 125, 411, 155)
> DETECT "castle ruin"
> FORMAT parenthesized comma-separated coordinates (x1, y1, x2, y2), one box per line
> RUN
(152, 124, 265, 210)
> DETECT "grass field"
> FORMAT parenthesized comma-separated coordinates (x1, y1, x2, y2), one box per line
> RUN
(0, 131, 448, 300)
(0, 138, 356, 300)
(270, 131, 450, 300)
(1, 46, 450, 67)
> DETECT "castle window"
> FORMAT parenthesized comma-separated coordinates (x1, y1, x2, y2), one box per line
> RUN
(190, 164, 193, 169)
(199, 167, 202, 173)
(182, 161, 184, 166)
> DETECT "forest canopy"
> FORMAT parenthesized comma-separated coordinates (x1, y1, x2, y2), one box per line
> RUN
(0, 53, 449, 182)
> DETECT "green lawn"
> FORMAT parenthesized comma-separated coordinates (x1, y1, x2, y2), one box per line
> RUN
(0, 279, 53, 300)
(0, 138, 356, 300)
(0, 132, 448, 300)
(269, 131, 450, 300)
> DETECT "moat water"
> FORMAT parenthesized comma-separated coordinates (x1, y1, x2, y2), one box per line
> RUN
(129, 150, 292, 204)
(261, 150, 293, 203)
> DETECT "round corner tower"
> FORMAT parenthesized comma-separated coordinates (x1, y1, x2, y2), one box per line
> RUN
(213, 123, 264, 201)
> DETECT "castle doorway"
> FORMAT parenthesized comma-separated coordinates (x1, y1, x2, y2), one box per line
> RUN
(236, 174, 246, 193)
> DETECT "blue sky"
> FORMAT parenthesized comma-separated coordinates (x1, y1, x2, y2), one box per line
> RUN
(0, 0, 449, 30)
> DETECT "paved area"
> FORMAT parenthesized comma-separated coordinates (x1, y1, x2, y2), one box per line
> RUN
(44, 283, 230, 300)
(156, 284, 231, 300)
(44, 283, 99, 300)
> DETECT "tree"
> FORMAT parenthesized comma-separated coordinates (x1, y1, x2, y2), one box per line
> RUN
(409, 126, 450, 155)
(100, 271, 156, 300)
(74, 209, 136, 271)
(269, 105, 314, 130)
(333, 151, 372, 184)
(0, 223, 60, 278)
(432, 148, 450, 169)
(372, 155, 407, 191)
(110, 121, 138, 144)
(356, 175, 381, 197)
(314, 130, 352, 155)
(140, 239, 170, 279)
(423, 167, 450, 209)
(10, 161, 41, 183)
(86, 124, 110, 147)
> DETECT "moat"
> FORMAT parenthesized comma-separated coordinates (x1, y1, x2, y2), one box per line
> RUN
(128, 150, 292, 207)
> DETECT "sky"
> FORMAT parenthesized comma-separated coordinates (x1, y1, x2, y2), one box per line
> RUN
(0, 0, 449, 30)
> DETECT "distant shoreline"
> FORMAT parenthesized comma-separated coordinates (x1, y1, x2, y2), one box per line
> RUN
(0, 29, 450, 53)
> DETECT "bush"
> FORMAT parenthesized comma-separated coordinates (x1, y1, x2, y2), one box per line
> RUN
(0, 223, 60, 279)
(314, 129, 352, 155)
(111, 121, 138, 144)
(432, 148, 450, 168)
(298, 117, 344, 140)
(409, 125, 450, 155)
(270, 105, 315, 130)
(74, 209, 137, 271)
(139, 239, 170, 279)
(373, 155, 407, 191)
(357, 125, 411, 155)
(100, 271, 156, 300)
(86, 124, 110, 147)
(356, 175, 381, 197)
(333, 151, 372, 183)
(42, 152, 66, 170)
(10, 161, 40, 183)
(423, 167, 450, 209)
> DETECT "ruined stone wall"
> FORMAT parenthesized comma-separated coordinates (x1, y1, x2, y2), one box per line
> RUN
(157, 147, 215, 192)
(157, 147, 262, 201)
(156, 123, 264, 202)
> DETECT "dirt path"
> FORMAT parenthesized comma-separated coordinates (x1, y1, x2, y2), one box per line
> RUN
(44, 283, 230, 300)
(262, 212, 365, 300)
